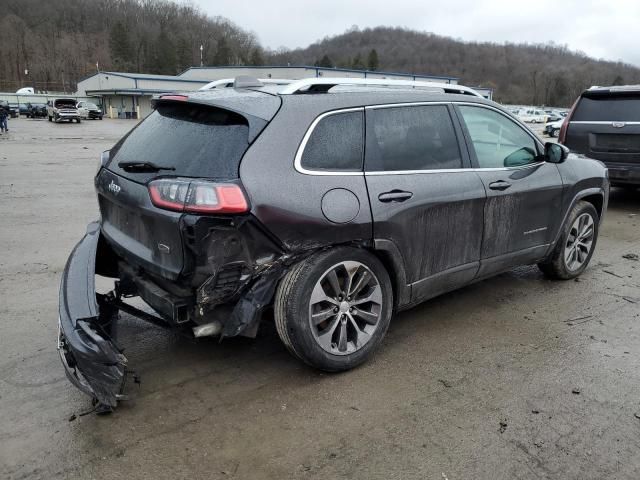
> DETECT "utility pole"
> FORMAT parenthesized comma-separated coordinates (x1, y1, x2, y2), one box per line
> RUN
(200, 44, 204, 67)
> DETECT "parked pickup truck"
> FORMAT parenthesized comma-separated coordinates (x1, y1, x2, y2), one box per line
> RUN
(47, 98, 81, 123)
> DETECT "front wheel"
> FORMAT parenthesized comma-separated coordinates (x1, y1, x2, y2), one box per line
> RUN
(538, 201, 599, 279)
(275, 247, 393, 372)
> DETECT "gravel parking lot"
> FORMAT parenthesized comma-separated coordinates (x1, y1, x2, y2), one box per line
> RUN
(1, 117, 639, 480)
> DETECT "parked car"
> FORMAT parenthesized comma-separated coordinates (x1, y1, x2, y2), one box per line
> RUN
(518, 108, 548, 123)
(58, 77, 608, 411)
(26, 103, 47, 118)
(545, 111, 564, 122)
(77, 101, 103, 120)
(561, 85, 640, 188)
(544, 119, 564, 137)
(7, 103, 19, 118)
(18, 103, 29, 116)
(46, 98, 81, 123)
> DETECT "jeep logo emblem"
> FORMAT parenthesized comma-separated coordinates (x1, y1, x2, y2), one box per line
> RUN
(612, 122, 625, 128)
(108, 180, 121, 194)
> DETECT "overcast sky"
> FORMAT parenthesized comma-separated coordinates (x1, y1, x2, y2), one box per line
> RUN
(195, 0, 639, 66)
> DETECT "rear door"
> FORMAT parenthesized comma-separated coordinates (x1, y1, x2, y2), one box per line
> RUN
(364, 103, 486, 303)
(564, 92, 640, 179)
(97, 101, 256, 280)
(455, 104, 564, 277)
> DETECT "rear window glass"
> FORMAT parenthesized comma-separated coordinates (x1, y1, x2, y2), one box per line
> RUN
(109, 102, 249, 181)
(55, 99, 76, 108)
(365, 105, 462, 171)
(301, 111, 364, 171)
(573, 95, 640, 122)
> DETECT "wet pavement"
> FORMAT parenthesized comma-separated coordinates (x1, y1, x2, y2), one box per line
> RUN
(1, 117, 639, 479)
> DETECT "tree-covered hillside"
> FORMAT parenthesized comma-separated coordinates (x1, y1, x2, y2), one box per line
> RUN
(268, 26, 640, 106)
(0, 0, 263, 92)
(2, 1, 639, 105)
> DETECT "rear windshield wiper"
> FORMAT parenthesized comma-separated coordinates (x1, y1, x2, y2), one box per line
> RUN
(118, 161, 176, 172)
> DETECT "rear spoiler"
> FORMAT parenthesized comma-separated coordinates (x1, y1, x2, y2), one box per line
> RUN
(151, 93, 281, 143)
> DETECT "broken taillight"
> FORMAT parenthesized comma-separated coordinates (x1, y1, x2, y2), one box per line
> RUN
(148, 179, 249, 214)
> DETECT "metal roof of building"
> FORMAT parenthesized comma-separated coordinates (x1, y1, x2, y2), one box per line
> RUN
(179, 65, 459, 82)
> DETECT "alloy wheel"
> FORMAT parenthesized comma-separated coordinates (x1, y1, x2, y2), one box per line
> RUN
(564, 213, 595, 271)
(308, 261, 383, 355)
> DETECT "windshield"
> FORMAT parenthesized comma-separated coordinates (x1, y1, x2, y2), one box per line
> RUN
(55, 99, 76, 108)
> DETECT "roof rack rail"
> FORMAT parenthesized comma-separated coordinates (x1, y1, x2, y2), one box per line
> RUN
(278, 77, 483, 97)
(199, 77, 294, 91)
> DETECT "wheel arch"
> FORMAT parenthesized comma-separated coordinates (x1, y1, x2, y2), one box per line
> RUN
(370, 239, 410, 310)
(581, 192, 604, 219)
(550, 187, 606, 250)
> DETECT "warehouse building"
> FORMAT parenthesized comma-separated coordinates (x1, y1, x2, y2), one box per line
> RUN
(76, 66, 492, 118)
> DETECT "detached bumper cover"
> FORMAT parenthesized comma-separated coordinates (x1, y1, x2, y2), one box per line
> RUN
(58, 222, 126, 407)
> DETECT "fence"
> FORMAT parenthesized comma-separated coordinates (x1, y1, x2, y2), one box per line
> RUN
(0, 92, 96, 105)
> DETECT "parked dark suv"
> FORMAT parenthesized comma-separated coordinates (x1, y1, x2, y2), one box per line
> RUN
(59, 77, 609, 411)
(561, 85, 640, 188)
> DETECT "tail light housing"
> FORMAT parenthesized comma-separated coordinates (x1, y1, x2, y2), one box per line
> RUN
(148, 179, 249, 214)
(559, 97, 579, 144)
(97, 150, 110, 174)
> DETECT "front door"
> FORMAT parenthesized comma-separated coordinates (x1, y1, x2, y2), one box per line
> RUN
(364, 103, 487, 304)
(455, 104, 564, 277)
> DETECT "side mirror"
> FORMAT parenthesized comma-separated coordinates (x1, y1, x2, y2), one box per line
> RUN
(545, 142, 569, 164)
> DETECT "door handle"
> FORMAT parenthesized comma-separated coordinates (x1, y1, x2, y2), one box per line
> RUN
(378, 190, 413, 202)
(488, 180, 511, 191)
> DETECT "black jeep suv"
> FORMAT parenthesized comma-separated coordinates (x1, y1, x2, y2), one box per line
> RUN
(59, 77, 608, 410)
(561, 85, 640, 188)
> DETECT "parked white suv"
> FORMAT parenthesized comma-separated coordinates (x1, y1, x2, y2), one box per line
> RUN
(47, 98, 81, 123)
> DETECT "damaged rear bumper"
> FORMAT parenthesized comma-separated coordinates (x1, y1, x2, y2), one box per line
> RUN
(58, 222, 126, 408)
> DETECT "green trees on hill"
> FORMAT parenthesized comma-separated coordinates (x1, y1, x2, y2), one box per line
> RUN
(1, 0, 261, 91)
(269, 26, 640, 106)
(2, 1, 639, 104)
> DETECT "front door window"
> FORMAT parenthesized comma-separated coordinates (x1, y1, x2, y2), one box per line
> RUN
(459, 106, 539, 168)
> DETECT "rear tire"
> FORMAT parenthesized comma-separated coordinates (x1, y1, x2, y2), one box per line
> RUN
(275, 247, 393, 372)
(48, 115, 52, 122)
(538, 201, 599, 279)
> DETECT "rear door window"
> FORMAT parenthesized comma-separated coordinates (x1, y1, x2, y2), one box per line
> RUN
(300, 110, 364, 171)
(365, 105, 462, 171)
(573, 95, 640, 122)
(108, 102, 250, 182)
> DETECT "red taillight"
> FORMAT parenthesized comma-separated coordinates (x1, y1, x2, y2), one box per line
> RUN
(559, 97, 579, 144)
(148, 179, 249, 214)
(159, 94, 188, 101)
